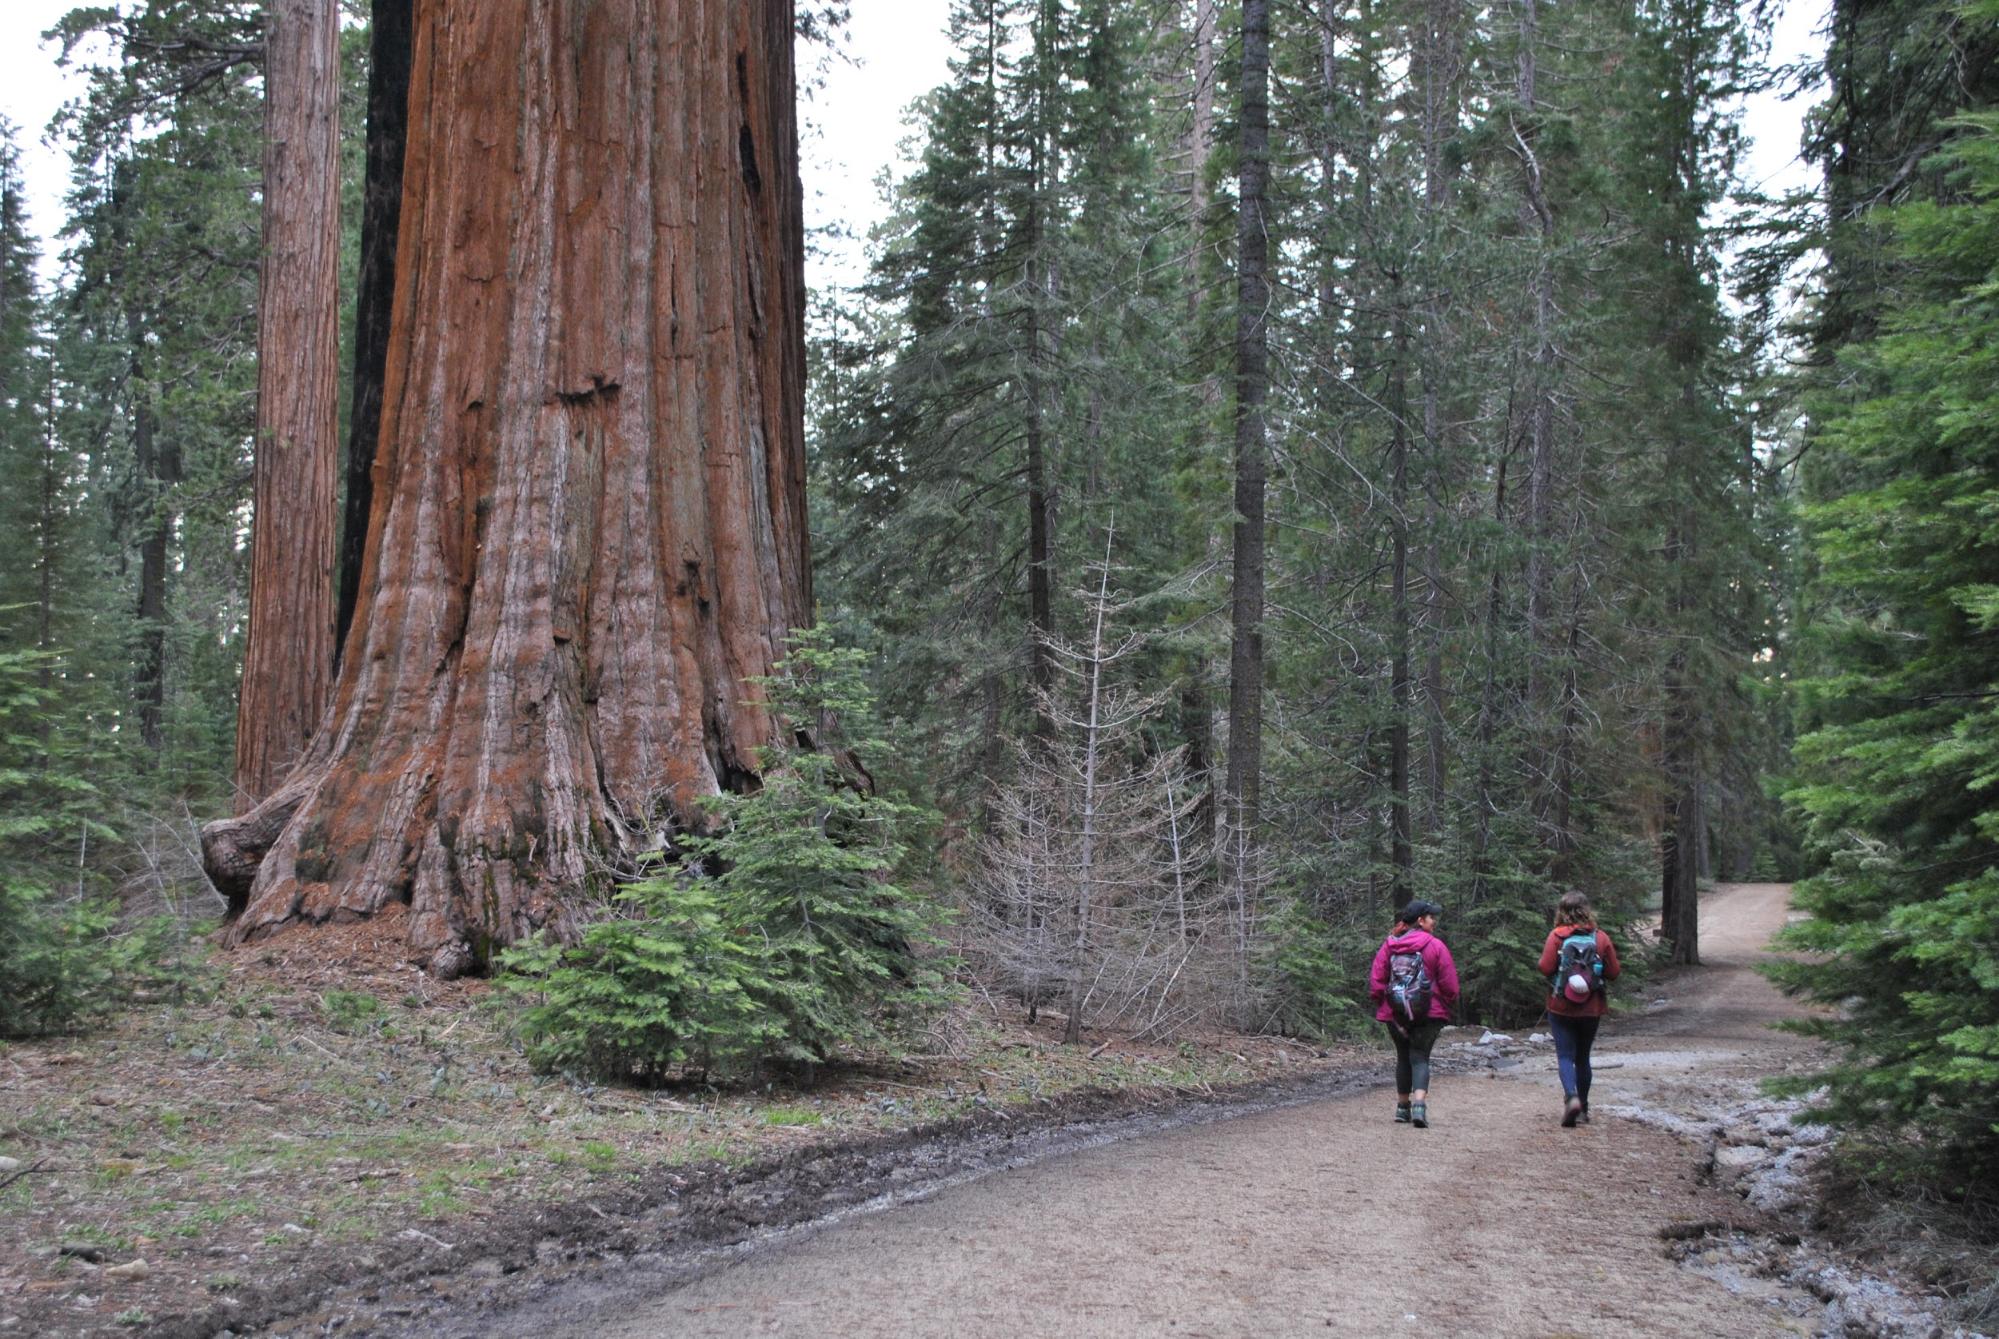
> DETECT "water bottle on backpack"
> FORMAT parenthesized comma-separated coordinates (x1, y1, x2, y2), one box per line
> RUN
(1550, 929, 1606, 1004)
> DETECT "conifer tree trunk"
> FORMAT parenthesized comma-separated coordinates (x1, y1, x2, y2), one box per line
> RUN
(1389, 283, 1413, 901)
(1514, 0, 1562, 849)
(1025, 282, 1056, 725)
(335, 0, 413, 660)
(1470, 450, 1511, 899)
(1182, 0, 1221, 849)
(235, 0, 343, 809)
(130, 313, 174, 753)
(1416, 0, 1462, 840)
(1189, 0, 1218, 230)
(1023, 0, 1062, 733)
(111, 160, 176, 755)
(1516, 0, 1555, 660)
(1661, 652, 1702, 961)
(1658, 0, 1708, 965)
(1224, 0, 1270, 896)
(37, 374, 58, 710)
(203, 0, 811, 975)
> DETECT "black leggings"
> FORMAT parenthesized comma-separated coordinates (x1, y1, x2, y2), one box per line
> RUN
(1388, 1019, 1443, 1095)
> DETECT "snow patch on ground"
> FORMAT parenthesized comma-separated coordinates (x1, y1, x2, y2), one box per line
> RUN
(1675, 1230, 1992, 1339)
(1609, 1090, 1832, 1213)
(1620, 1086, 1988, 1338)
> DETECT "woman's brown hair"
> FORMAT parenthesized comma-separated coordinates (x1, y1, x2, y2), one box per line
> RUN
(1556, 891, 1596, 930)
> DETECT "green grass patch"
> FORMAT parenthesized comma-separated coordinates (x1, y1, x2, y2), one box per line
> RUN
(761, 1105, 822, 1127)
(319, 990, 384, 1033)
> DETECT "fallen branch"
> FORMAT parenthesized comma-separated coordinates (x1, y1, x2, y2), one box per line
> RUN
(398, 1228, 454, 1251)
(0, 1158, 52, 1193)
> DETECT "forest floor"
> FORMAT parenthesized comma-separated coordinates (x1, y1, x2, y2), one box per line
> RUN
(2, 885, 1991, 1337)
(0, 904, 1363, 1338)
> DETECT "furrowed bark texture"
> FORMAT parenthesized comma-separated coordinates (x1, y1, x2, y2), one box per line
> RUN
(235, 0, 343, 809)
(205, 0, 810, 974)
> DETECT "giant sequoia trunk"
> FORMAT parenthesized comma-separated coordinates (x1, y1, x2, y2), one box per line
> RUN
(235, 0, 343, 809)
(203, 0, 810, 974)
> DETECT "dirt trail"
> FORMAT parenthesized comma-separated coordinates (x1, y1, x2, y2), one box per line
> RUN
(450, 883, 1841, 1338)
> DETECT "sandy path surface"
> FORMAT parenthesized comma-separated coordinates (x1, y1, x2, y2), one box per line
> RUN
(527, 883, 1824, 1338)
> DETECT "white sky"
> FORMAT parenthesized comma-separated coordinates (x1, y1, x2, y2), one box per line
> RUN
(803, 0, 954, 291)
(1739, 0, 1827, 200)
(2, 2, 85, 279)
(1, 1, 1821, 293)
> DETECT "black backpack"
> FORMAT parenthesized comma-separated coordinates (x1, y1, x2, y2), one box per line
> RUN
(1387, 945, 1433, 1024)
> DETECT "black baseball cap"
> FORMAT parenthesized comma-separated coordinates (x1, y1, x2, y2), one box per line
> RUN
(1399, 899, 1444, 922)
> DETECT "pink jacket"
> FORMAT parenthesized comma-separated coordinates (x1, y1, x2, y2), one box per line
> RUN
(1369, 928, 1460, 1024)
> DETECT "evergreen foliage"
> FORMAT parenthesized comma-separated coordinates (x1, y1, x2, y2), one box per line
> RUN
(1776, 116, 1999, 1178)
(500, 628, 950, 1084)
(0, 126, 146, 1037)
(685, 629, 954, 1067)
(0, 648, 128, 1037)
(807, 0, 1778, 1030)
(495, 877, 770, 1085)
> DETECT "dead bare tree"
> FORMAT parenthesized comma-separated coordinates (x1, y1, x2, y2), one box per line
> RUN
(967, 527, 1246, 1042)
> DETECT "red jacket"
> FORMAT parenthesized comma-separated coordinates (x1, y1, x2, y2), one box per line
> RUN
(1538, 925, 1620, 1019)
(1369, 928, 1460, 1024)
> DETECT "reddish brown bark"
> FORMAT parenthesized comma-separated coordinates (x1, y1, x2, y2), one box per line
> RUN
(203, 0, 811, 975)
(234, 0, 343, 809)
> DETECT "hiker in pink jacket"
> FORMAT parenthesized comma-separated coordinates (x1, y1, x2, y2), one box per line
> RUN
(1368, 900, 1461, 1129)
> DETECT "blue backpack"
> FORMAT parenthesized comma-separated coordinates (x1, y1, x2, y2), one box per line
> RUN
(1550, 930, 1606, 1002)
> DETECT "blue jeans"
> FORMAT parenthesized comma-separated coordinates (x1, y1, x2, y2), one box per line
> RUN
(1549, 1013, 1600, 1105)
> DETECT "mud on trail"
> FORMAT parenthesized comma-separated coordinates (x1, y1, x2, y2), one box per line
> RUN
(240, 882, 1979, 1339)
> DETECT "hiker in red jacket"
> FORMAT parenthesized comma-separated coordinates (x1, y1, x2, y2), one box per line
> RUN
(1537, 890, 1622, 1128)
(1368, 900, 1460, 1129)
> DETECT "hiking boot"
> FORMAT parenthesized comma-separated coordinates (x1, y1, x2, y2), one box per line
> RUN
(1394, 1103, 1412, 1124)
(1562, 1096, 1583, 1128)
(1410, 1102, 1428, 1129)
(1578, 1104, 1591, 1125)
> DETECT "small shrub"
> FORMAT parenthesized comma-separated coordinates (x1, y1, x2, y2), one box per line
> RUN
(496, 626, 953, 1085)
(0, 879, 126, 1037)
(498, 877, 770, 1083)
(682, 628, 955, 1070)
